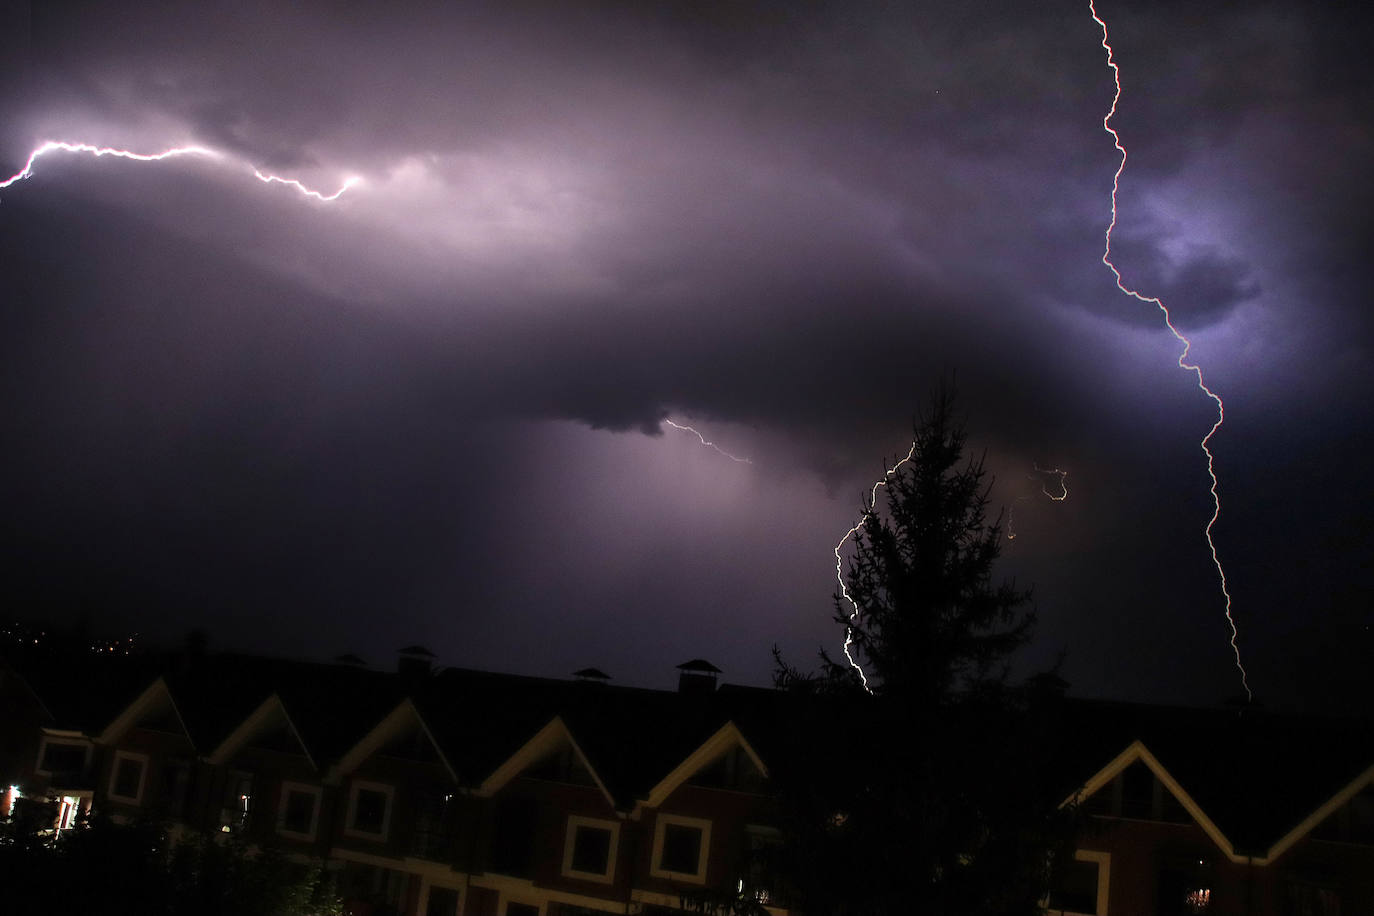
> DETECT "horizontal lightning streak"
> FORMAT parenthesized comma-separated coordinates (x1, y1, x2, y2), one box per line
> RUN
(0, 141, 220, 189)
(837, 442, 918, 694)
(664, 419, 752, 464)
(252, 169, 360, 202)
(1, 139, 358, 202)
(1090, 0, 1251, 701)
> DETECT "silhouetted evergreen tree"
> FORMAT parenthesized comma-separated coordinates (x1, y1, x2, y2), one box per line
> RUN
(773, 386, 1073, 916)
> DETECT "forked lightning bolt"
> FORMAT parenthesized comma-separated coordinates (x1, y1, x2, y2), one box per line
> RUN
(837, 442, 918, 693)
(664, 419, 752, 464)
(1, 140, 358, 201)
(1090, 1, 1251, 701)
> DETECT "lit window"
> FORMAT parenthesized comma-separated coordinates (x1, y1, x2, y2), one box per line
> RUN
(220, 771, 254, 832)
(345, 780, 394, 840)
(650, 813, 712, 884)
(561, 815, 620, 883)
(56, 795, 83, 830)
(108, 751, 148, 805)
(277, 782, 323, 840)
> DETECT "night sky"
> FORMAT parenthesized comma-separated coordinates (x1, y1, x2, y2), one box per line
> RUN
(3, 0, 1371, 713)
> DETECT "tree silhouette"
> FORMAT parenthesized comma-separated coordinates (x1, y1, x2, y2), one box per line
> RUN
(772, 385, 1070, 916)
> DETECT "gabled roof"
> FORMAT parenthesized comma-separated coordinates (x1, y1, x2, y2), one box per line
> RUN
(478, 715, 615, 809)
(330, 697, 459, 785)
(1065, 739, 1235, 858)
(207, 693, 315, 770)
(4, 653, 165, 736)
(1059, 699, 1374, 864)
(641, 720, 768, 810)
(99, 677, 194, 748)
(1267, 761, 1374, 862)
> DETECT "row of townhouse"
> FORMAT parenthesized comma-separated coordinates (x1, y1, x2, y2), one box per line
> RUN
(2, 650, 789, 916)
(7, 642, 1374, 916)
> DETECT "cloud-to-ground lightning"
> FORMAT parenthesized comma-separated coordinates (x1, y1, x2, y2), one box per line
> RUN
(835, 442, 918, 693)
(664, 418, 752, 464)
(1089, 0, 1252, 701)
(1, 140, 358, 202)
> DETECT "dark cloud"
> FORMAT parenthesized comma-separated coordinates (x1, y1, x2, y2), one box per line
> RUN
(2, 0, 1372, 710)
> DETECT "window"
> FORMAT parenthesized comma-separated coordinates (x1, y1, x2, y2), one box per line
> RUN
(424, 885, 460, 916)
(1159, 857, 1212, 916)
(1284, 877, 1343, 916)
(108, 751, 148, 805)
(56, 795, 83, 830)
(742, 825, 784, 906)
(490, 796, 538, 877)
(221, 770, 254, 832)
(650, 813, 711, 884)
(277, 782, 323, 841)
(345, 780, 394, 840)
(37, 738, 90, 780)
(161, 761, 191, 819)
(561, 815, 620, 883)
(1048, 851, 1109, 915)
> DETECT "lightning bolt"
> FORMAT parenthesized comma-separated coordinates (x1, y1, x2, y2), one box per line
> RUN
(836, 441, 918, 693)
(1, 140, 358, 201)
(664, 418, 752, 464)
(1007, 463, 1069, 541)
(1089, 0, 1252, 701)
(1035, 462, 1069, 501)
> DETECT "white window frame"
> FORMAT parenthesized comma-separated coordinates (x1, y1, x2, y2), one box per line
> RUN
(561, 814, 621, 883)
(649, 812, 712, 885)
(344, 779, 395, 841)
(35, 735, 92, 777)
(418, 878, 463, 916)
(1047, 849, 1110, 916)
(276, 781, 324, 841)
(107, 750, 150, 805)
(497, 896, 546, 916)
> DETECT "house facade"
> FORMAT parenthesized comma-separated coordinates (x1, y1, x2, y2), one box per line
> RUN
(1, 652, 788, 916)
(7, 648, 1374, 916)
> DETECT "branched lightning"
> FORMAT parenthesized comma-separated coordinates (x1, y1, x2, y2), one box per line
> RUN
(251, 168, 360, 202)
(664, 419, 752, 464)
(836, 441, 918, 693)
(1007, 463, 1069, 541)
(1034, 462, 1069, 501)
(1089, 0, 1251, 701)
(1, 139, 358, 202)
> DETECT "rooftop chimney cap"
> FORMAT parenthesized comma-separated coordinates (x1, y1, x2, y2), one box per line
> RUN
(676, 659, 722, 674)
(398, 645, 437, 658)
(573, 667, 611, 682)
(333, 653, 367, 666)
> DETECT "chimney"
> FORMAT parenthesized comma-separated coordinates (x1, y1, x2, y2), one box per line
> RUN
(573, 667, 611, 684)
(676, 659, 721, 695)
